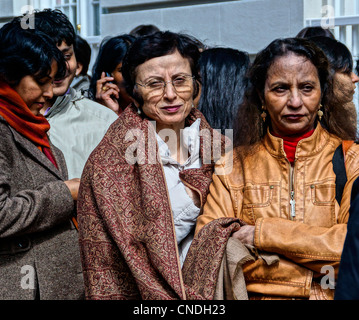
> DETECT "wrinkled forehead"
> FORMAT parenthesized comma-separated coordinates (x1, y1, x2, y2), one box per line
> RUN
(135, 50, 191, 81)
(267, 53, 319, 81)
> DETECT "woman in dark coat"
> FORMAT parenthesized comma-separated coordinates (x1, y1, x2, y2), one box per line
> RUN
(0, 18, 84, 299)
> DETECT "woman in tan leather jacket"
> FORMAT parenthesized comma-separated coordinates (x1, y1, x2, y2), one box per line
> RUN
(196, 37, 359, 300)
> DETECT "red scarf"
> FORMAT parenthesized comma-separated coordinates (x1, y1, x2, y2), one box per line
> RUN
(272, 129, 315, 163)
(0, 81, 58, 168)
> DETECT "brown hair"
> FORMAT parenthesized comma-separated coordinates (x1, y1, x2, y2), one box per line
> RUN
(233, 37, 356, 151)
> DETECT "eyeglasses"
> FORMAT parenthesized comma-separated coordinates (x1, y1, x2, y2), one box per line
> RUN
(136, 74, 194, 98)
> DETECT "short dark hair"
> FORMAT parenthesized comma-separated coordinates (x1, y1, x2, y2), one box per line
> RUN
(309, 36, 353, 74)
(74, 35, 92, 76)
(0, 18, 66, 86)
(89, 34, 135, 100)
(23, 8, 76, 47)
(122, 31, 202, 105)
(296, 26, 335, 40)
(129, 24, 160, 37)
(234, 37, 330, 147)
(197, 47, 250, 134)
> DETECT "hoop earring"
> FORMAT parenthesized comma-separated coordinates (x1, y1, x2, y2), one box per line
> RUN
(317, 104, 323, 121)
(261, 106, 267, 122)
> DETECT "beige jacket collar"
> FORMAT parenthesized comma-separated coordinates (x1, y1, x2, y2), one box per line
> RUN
(263, 123, 331, 160)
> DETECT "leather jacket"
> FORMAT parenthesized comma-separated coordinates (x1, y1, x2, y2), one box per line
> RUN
(196, 124, 359, 299)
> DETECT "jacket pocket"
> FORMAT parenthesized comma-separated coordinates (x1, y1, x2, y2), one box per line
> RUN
(310, 183, 335, 205)
(306, 182, 336, 227)
(242, 183, 279, 224)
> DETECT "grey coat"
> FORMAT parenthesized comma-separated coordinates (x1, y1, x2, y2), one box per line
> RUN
(0, 116, 84, 300)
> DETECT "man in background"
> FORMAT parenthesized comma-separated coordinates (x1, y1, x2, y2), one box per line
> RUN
(17, 9, 118, 179)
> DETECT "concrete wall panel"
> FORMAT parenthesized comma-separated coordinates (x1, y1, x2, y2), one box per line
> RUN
(100, 0, 304, 55)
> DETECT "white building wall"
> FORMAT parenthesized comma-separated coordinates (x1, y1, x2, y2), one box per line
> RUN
(100, 0, 304, 55)
(0, 0, 14, 25)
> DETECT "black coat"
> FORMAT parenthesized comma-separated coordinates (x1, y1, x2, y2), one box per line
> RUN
(335, 176, 359, 300)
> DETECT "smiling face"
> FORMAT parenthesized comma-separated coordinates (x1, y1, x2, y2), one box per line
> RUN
(52, 41, 77, 96)
(263, 53, 322, 137)
(134, 50, 194, 133)
(14, 61, 58, 116)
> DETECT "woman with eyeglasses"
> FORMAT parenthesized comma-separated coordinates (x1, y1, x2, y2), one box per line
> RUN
(77, 31, 229, 299)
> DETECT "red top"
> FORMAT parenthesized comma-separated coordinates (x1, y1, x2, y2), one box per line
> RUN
(272, 129, 315, 163)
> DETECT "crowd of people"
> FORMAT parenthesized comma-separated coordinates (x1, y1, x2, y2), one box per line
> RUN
(0, 8, 359, 300)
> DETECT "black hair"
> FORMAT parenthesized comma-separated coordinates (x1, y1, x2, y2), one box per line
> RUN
(74, 35, 92, 76)
(129, 24, 160, 37)
(0, 18, 66, 86)
(296, 26, 335, 40)
(309, 36, 357, 140)
(197, 47, 250, 134)
(234, 37, 330, 147)
(121, 31, 202, 106)
(309, 36, 353, 74)
(17, 8, 76, 47)
(88, 34, 135, 100)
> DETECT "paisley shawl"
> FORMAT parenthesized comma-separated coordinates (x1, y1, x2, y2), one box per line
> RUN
(77, 104, 233, 299)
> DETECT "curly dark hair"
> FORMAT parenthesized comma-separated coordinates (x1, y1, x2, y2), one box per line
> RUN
(11, 9, 76, 48)
(233, 37, 356, 149)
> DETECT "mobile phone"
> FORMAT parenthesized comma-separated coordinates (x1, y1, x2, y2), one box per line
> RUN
(105, 72, 113, 84)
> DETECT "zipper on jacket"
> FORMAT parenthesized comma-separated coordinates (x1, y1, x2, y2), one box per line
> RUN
(290, 190, 296, 220)
(289, 162, 296, 220)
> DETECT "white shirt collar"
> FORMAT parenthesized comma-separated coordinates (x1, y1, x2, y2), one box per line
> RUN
(156, 118, 201, 166)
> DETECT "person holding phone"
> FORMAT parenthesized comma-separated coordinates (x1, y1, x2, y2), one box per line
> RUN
(89, 34, 135, 115)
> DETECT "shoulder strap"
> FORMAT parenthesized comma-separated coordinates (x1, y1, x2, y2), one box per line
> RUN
(333, 140, 354, 205)
(342, 140, 354, 157)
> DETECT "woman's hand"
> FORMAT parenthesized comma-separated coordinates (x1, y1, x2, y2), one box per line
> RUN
(232, 225, 255, 246)
(95, 72, 120, 114)
(64, 178, 80, 201)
